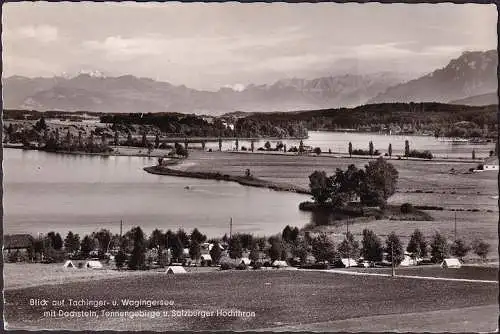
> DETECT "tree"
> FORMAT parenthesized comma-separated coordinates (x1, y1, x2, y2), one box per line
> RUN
(141, 132, 148, 147)
(114, 131, 119, 146)
(80, 235, 95, 257)
(64, 231, 80, 253)
(115, 249, 127, 270)
(176, 229, 190, 248)
(264, 141, 271, 150)
(148, 229, 164, 249)
(92, 229, 112, 253)
(128, 227, 146, 270)
(155, 134, 160, 148)
(127, 132, 133, 146)
(385, 232, 404, 265)
(190, 228, 207, 245)
(209, 241, 222, 264)
(189, 240, 201, 264)
(348, 142, 352, 157)
(450, 238, 470, 261)
(471, 238, 490, 262)
(313, 147, 321, 155)
(360, 157, 399, 207)
(406, 229, 427, 259)
(311, 233, 336, 263)
(361, 229, 383, 263)
(472, 149, 476, 160)
(235, 138, 239, 151)
(309, 170, 332, 204)
(282, 225, 299, 243)
(369, 141, 374, 156)
(388, 143, 392, 158)
(249, 244, 260, 264)
(268, 237, 282, 262)
(170, 236, 184, 263)
(34, 116, 47, 131)
(218, 137, 222, 151)
(430, 232, 448, 263)
(229, 237, 243, 259)
(299, 140, 304, 153)
(250, 140, 255, 152)
(404, 140, 410, 158)
(337, 232, 360, 259)
(52, 233, 63, 250)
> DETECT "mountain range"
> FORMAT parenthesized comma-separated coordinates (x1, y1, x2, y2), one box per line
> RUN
(2, 50, 497, 115)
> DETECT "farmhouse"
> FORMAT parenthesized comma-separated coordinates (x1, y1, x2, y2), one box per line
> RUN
(3, 234, 34, 262)
(63, 260, 76, 269)
(200, 254, 212, 266)
(483, 156, 499, 170)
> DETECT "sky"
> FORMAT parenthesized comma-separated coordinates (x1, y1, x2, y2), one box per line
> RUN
(2, 2, 497, 91)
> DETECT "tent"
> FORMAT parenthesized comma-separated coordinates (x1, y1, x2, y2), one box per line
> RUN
(63, 260, 76, 269)
(166, 266, 187, 274)
(240, 257, 251, 266)
(340, 258, 358, 268)
(85, 260, 103, 269)
(272, 260, 288, 268)
(441, 258, 462, 269)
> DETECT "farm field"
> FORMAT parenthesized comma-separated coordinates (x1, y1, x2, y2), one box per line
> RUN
(4, 270, 498, 331)
(174, 151, 498, 197)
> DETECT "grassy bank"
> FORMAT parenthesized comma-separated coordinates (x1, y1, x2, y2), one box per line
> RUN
(144, 165, 310, 194)
(5, 269, 497, 331)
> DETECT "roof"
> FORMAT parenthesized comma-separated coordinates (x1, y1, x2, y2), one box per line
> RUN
(484, 156, 499, 166)
(4, 234, 34, 249)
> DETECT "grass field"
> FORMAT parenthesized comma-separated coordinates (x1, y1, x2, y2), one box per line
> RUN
(4, 270, 498, 331)
(170, 150, 498, 260)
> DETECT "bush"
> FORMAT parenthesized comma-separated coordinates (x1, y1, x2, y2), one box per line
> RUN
(409, 150, 433, 159)
(400, 203, 414, 214)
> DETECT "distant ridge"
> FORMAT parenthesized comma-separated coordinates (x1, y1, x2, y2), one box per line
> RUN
(449, 91, 498, 106)
(369, 50, 497, 104)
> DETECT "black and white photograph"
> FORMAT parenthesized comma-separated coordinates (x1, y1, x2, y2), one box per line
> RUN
(2, 1, 499, 331)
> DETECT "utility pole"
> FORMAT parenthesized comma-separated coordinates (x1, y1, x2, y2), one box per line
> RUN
(229, 217, 233, 240)
(120, 220, 123, 238)
(346, 218, 350, 268)
(454, 211, 457, 241)
(391, 240, 395, 277)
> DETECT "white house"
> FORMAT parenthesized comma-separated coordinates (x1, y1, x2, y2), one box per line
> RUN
(483, 156, 499, 170)
(272, 260, 288, 268)
(240, 257, 251, 266)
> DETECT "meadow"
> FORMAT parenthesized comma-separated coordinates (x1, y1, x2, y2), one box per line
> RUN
(4, 269, 498, 331)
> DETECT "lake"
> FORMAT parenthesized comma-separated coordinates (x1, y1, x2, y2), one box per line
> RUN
(3, 148, 310, 238)
(203, 131, 495, 159)
(3, 130, 494, 238)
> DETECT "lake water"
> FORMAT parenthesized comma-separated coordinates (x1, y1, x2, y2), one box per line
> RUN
(3, 148, 310, 238)
(206, 131, 495, 159)
(3, 130, 494, 238)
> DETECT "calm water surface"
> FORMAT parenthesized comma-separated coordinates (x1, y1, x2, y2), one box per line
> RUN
(3, 131, 494, 237)
(3, 149, 310, 237)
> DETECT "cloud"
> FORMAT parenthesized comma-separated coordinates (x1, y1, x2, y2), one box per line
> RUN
(15, 25, 59, 43)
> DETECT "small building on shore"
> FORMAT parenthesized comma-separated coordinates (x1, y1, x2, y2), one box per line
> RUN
(483, 156, 499, 170)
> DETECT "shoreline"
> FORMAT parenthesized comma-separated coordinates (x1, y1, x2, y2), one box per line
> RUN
(143, 165, 311, 194)
(3, 145, 488, 164)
